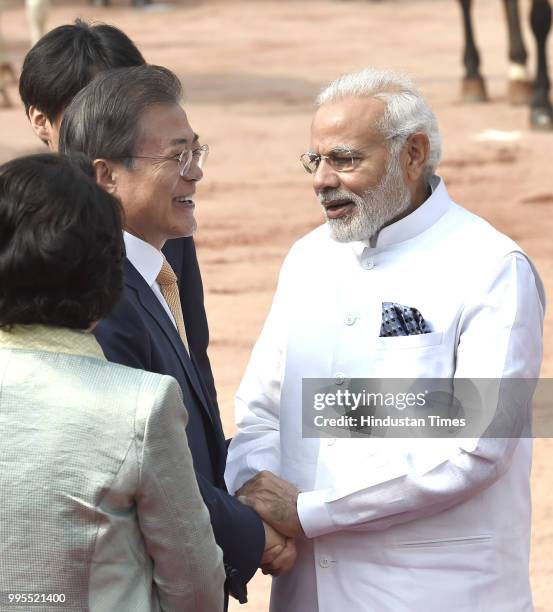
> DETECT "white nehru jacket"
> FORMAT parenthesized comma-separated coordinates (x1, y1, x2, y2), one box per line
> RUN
(225, 177, 545, 612)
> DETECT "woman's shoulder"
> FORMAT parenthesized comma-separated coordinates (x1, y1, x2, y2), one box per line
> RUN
(87, 357, 181, 410)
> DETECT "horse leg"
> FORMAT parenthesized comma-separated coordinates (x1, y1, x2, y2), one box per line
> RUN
(458, 0, 488, 102)
(503, 0, 533, 104)
(530, 0, 553, 129)
(25, 0, 50, 46)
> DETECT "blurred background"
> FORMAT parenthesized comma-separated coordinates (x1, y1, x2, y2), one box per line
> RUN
(0, 1, 551, 610)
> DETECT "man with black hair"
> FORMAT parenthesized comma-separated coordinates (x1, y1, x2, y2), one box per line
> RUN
(19, 18, 218, 428)
(18, 19, 251, 603)
(59, 64, 296, 607)
(22, 22, 296, 605)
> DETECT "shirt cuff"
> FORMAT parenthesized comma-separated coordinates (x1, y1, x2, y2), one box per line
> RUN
(297, 489, 335, 539)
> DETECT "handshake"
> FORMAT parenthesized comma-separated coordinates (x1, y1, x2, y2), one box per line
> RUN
(236, 471, 303, 576)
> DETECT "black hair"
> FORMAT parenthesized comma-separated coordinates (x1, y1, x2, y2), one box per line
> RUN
(59, 64, 182, 163)
(0, 153, 124, 329)
(19, 19, 145, 122)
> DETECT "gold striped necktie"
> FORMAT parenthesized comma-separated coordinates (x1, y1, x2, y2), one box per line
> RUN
(156, 257, 189, 352)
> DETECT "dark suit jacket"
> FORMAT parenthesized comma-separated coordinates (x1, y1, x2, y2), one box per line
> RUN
(162, 237, 217, 412)
(94, 239, 264, 605)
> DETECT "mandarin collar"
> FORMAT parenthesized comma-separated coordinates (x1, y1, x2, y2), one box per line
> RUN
(349, 175, 450, 257)
(0, 324, 106, 360)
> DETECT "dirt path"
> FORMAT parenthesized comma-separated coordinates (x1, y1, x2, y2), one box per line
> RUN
(1, 1, 551, 609)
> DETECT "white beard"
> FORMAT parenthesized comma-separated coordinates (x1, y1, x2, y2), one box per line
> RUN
(321, 156, 412, 243)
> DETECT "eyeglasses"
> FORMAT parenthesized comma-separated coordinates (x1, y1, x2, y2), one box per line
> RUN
(300, 151, 361, 174)
(125, 144, 209, 176)
(300, 135, 403, 175)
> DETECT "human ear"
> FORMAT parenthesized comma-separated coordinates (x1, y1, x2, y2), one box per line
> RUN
(93, 159, 118, 195)
(28, 105, 54, 149)
(404, 132, 430, 182)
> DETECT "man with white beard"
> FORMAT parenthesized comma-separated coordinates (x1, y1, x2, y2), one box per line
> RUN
(225, 68, 545, 611)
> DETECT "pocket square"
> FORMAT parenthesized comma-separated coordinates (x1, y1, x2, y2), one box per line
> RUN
(380, 302, 430, 337)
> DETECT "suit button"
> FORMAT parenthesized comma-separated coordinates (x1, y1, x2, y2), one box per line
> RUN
(319, 557, 331, 568)
(334, 372, 345, 385)
(363, 259, 375, 270)
(345, 313, 357, 326)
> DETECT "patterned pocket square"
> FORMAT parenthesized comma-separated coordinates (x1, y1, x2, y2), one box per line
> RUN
(380, 302, 430, 337)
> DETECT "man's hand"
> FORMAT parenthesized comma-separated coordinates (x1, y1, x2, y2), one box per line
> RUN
(261, 520, 285, 565)
(237, 471, 304, 538)
(262, 536, 297, 576)
(261, 521, 297, 576)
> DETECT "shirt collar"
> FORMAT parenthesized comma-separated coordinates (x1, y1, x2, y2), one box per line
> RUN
(124, 231, 164, 287)
(349, 175, 450, 257)
(0, 325, 106, 360)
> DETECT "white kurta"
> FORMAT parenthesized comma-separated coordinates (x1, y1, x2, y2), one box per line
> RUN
(225, 177, 545, 612)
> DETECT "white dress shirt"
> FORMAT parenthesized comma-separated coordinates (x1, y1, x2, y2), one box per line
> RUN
(124, 232, 177, 330)
(225, 177, 545, 612)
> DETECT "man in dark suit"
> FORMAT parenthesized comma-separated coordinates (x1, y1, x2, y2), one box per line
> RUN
(18, 19, 217, 410)
(59, 64, 296, 606)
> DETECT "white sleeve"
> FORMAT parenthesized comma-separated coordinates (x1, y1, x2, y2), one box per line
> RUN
(137, 376, 225, 611)
(297, 253, 545, 538)
(225, 262, 289, 494)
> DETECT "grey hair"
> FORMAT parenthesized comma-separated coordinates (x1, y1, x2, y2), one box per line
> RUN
(316, 68, 441, 181)
(59, 64, 182, 166)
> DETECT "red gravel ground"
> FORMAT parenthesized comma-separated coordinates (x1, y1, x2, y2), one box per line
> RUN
(1, 1, 552, 610)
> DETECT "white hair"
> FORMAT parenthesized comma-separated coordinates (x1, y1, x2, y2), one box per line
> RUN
(316, 68, 442, 181)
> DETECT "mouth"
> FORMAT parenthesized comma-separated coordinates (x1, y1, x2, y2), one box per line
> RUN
(173, 196, 195, 209)
(321, 199, 356, 219)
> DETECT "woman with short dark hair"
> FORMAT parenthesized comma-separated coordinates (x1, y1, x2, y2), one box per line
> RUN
(0, 153, 123, 328)
(0, 154, 224, 612)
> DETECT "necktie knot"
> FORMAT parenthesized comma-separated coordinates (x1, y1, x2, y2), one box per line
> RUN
(157, 258, 177, 287)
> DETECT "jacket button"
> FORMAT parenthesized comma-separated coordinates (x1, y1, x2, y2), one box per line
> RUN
(319, 557, 331, 568)
(345, 313, 357, 326)
(363, 259, 375, 270)
(334, 372, 345, 385)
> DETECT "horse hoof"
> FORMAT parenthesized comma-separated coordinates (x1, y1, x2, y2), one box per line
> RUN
(462, 77, 488, 103)
(530, 105, 553, 131)
(508, 80, 533, 106)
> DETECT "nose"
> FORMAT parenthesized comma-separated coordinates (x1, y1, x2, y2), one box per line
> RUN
(312, 158, 339, 193)
(181, 162, 203, 182)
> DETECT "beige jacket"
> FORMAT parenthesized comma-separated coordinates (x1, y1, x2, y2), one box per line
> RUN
(0, 325, 224, 612)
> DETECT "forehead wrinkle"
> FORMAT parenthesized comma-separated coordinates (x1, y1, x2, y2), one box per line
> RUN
(312, 97, 386, 145)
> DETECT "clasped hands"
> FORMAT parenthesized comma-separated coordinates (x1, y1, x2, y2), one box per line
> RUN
(236, 471, 303, 576)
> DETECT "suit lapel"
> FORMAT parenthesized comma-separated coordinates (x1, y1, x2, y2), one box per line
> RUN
(124, 259, 214, 426)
